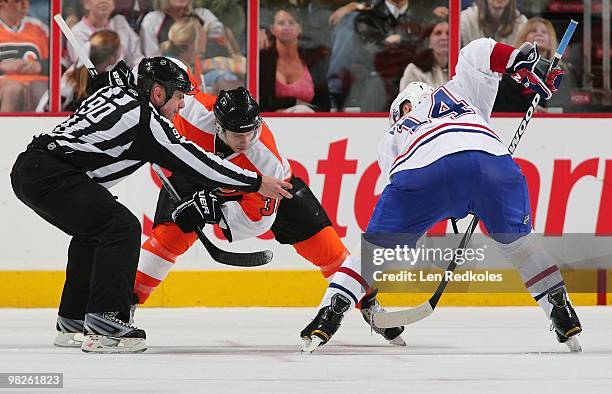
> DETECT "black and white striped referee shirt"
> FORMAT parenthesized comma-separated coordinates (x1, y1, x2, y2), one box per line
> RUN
(32, 85, 261, 192)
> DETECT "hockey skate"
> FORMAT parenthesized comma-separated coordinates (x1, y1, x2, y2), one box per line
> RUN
(53, 316, 85, 348)
(360, 289, 406, 346)
(301, 294, 351, 353)
(128, 293, 139, 325)
(548, 288, 582, 352)
(81, 312, 147, 354)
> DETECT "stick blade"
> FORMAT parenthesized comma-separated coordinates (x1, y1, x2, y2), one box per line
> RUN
(372, 301, 434, 328)
(213, 249, 273, 267)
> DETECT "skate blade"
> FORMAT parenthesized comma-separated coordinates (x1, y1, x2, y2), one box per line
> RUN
(565, 336, 582, 353)
(301, 336, 324, 354)
(81, 335, 147, 354)
(53, 332, 85, 348)
(388, 335, 406, 347)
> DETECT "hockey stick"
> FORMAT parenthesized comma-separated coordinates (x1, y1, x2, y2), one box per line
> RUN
(54, 14, 98, 76)
(54, 14, 272, 268)
(509, 19, 578, 154)
(373, 20, 578, 328)
(151, 165, 273, 267)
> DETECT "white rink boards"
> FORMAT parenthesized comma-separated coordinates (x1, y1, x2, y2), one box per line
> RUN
(1, 116, 611, 271)
(1, 307, 611, 393)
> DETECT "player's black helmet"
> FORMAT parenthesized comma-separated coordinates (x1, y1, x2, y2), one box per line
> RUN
(213, 87, 262, 133)
(137, 57, 193, 103)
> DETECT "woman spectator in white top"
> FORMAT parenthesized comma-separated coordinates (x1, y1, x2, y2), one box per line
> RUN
(493, 16, 571, 113)
(460, 0, 526, 46)
(399, 20, 449, 91)
(65, 0, 144, 68)
(141, 0, 244, 90)
(140, 0, 223, 57)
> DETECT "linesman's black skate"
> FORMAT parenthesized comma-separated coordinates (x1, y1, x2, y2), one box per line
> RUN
(548, 288, 582, 352)
(82, 312, 147, 354)
(54, 316, 85, 348)
(301, 293, 351, 353)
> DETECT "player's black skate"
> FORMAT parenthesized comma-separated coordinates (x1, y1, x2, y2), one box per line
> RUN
(301, 293, 351, 353)
(360, 289, 406, 346)
(53, 316, 85, 348)
(548, 288, 582, 352)
(82, 312, 147, 354)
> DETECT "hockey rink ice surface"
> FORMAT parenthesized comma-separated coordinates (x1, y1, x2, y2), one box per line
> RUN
(1, 307, 612, 393)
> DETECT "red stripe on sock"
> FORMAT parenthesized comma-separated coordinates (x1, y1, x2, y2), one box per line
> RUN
(134, 271, 162, 304)
(524, 265, 559, 288)
(338, 267, 370, 291)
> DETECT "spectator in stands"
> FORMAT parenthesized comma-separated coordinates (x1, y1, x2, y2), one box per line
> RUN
(516, 16, 556, 59)
(38, 30, 121, 112)
(159, 15, 207, 90)
(259, 4, 330, 112)
(27, 0, 48, 22)
(66, 0, 143, 68)
(327, 1, 372, 27)
(141, 0, 243, 89)
(399, 19, 449, 90)
(0, 0, 49, 112)
(196, 0, 245, 52)
(61, 0, 85, 27)
(326, 0, 430, 112)
(140, 0, 223, 57)
(113, 0, 153, 32)
(260, 0, 359, 53)
(461, 0, 526, 46)
(493, 16, 571, 113)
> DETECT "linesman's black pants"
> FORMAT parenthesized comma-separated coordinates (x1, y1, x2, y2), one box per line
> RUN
(10, 149, 141, 321)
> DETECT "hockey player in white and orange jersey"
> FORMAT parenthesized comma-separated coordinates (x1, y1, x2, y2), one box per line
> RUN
(131, 86, 406, 346)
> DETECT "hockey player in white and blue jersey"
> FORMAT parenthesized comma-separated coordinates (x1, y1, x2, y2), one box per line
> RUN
(301, 37, 582, 353)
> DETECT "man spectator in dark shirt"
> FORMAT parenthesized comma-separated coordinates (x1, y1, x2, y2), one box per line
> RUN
(327, 0, 432, 111)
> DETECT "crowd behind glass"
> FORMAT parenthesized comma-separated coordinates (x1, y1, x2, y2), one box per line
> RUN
(0, 0, 609, 113)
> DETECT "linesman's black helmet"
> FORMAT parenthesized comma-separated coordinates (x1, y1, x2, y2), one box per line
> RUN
(137, 57, 193, 104)
(214, 87, 262, 133)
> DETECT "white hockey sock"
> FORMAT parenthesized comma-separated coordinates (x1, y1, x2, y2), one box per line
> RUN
(499, 234, 567, 318)
(138, 248, 175, 281)
(518, 250, 566, 317)
(318, 254, 369, 310)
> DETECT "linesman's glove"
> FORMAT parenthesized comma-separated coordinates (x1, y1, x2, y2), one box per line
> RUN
(507, 42, 564, 100)
(87, 60, 137, 95)
(172, 190, 223, 233)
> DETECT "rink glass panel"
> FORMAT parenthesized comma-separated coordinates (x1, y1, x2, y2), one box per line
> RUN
(1, 0, 610, 114)
(0, 0, 50, 113)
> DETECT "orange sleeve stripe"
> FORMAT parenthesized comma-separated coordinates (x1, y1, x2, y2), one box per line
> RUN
(173, 114, 215, 150)
(231, 153, 260, 175)
(258, 124, 284, 165)
(193, 90, 217, 110)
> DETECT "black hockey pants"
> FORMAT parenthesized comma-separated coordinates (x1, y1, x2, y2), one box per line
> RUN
(10, 148, 141, 321)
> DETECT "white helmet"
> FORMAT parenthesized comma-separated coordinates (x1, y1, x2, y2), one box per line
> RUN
(389, 82, 434, 125)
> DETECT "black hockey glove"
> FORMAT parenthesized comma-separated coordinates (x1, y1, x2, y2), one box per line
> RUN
(87, 60, 137, 95)
(172, 190, 223, 233)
